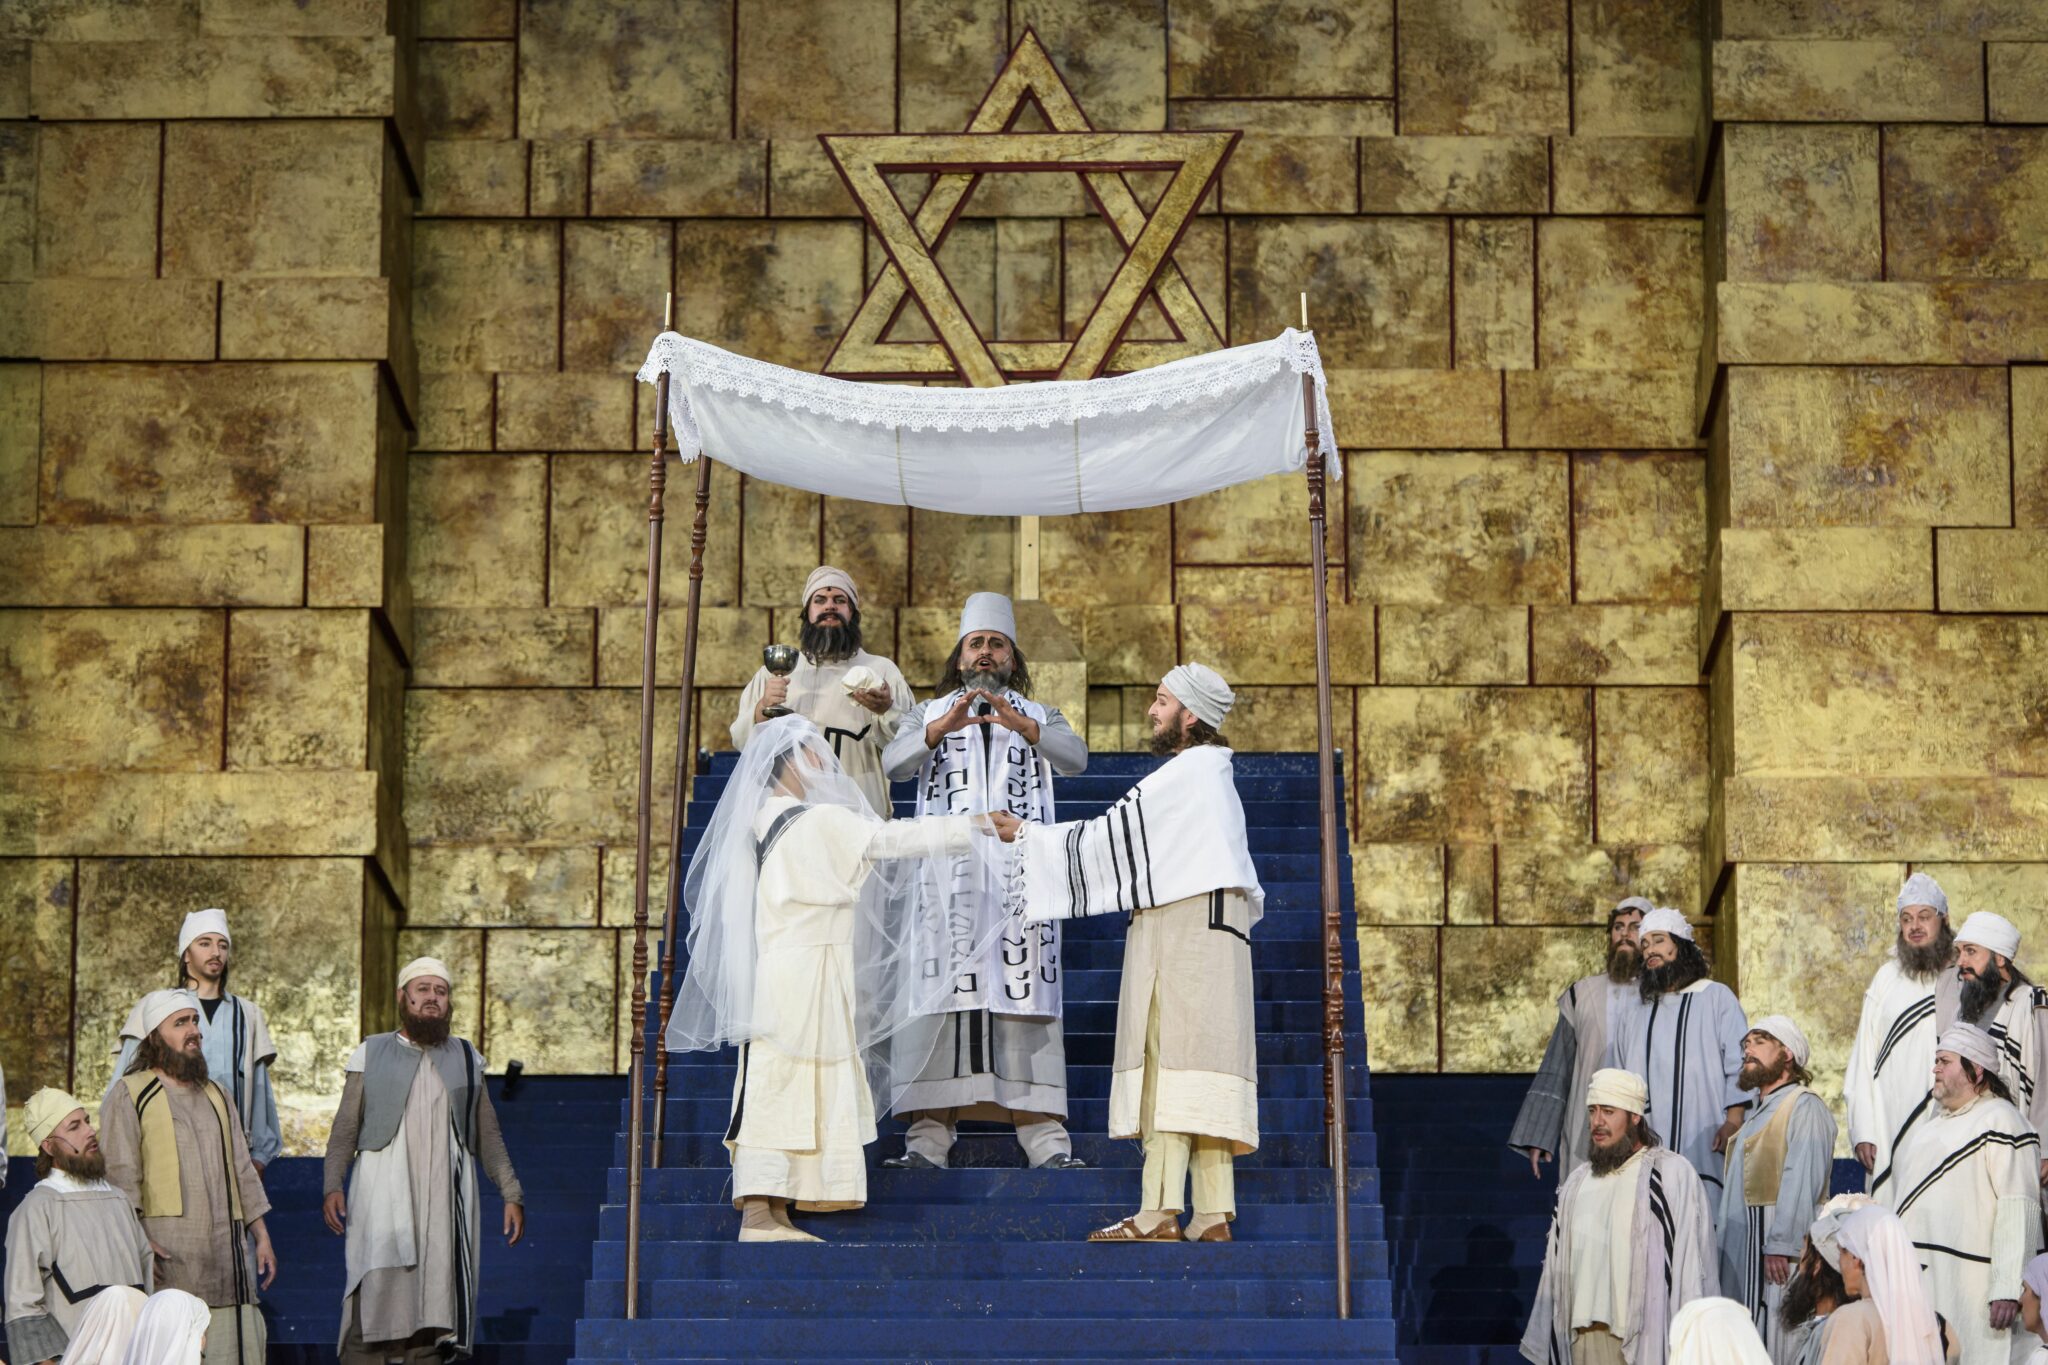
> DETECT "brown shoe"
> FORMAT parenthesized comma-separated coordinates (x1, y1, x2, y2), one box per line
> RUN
(1187, 1220, 1232, 1243)
(1087, 1215, 1182, 1243)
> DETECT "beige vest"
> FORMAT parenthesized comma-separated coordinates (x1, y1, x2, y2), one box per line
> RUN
(119, 1071, 245, 1221)
(1733, 1083, 1809, 1206)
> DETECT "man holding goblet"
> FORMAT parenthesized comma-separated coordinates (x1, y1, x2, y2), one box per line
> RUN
(732, 565, 915, 817)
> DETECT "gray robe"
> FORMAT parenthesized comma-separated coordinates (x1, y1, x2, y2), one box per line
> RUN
(1616, 978, 1749, 1223)
(3, 1175, 153, 1363)
(1511, 972, 1641, 1182)
(1716, 1085, 1837, 1364)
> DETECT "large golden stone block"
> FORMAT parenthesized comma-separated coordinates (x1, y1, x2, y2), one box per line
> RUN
(411, 608, 595, 688)
(1010, 0, 1165, 130)
(1041, 509, 1172, 610)
(1716, 280, 2048, 365)
(0, 770, 379, 856)
(1353, 842, 1447, 926)
(736, 0, 894, 136)
(896, 0, 1006, 132)
(395, 928, 482, 1048)
(822, 500, 909, 608)
(0, 124, 29, 280)
(1719, 123, 1880, 283)
(306, 524, 389, 609)
(1211, 685, 1328, 752)
(599, 843, 677, 932)
(548, 455, 741, 610)
(1177, 566, 1372, 685)
(1447, 844, 1493, 925)
(34, 122, 158, 277)
(1349, 451, 1569, 605)
(1714, 0, 2048, 38)
(1532, 605, 1696, 684)
(1175, 472, 1326, 565)
(1991, 42, 2048, 122)
(674, 221, 865, 372)
(31, 37, 400, 120)
(1079, 604, 1175, 687)
(1452, 218, 1535, 370)
(162, 119, 387, 277)
(1936, 530, 2048, 612)
(1724, 367, 2009, 526)
(0, 609, 223, 771)
(1396, 0, 1569, 135)
(1229, 218, 1450, 369)
(562, 221, 674, 373)
(1356, 926, 1439, 1071)
(0, 525, 305, 608)
(1915, 864, 2048, 930)
(1325, 370, 1502, 448)
(1497, 841, 1700, 923)
(1506, 370, 1698, 449)
(408, 454, 547, 607)
(410, 847, 600, 928)
(1443, 927, 1606, 1071)
(496, 373, 633, 452)
(1571, 452, 1705, 604)
(0, 859, 76, 1098)
(0, 364, 38, 526)
(1712, 39, 1983, 122)
(218, 278, 402, 365)
(1884, 126, 2048, 280)
(587, 140, 767, 217)
(1356, 687, 1590, 842)
(418, 39, 513, 139)
(1596, 687, 1706, 844)
(423, 0, 516, 40)
(1552, 137, 1695, 215)
(415, 373, 493, 452)
(1359, 137, 1546, 214)
(225, 610, 371, 770)
(1716, 527, 1934, 611)
(522, 138, 585, 216)
(740, 479, 822, 608)
(1167, 0, 1392, 98)
(1213, 135, 1355, 215)
(0, 279, 219, 361)
(516, 0, 730, 139)
(596, 606, 776, 690)
(1723, 776, 2048, 863)
(1571, 1, 1698, 135)
(1377, 604, 1527, 685)
(2019, 367, 2048, 528)
(413, 220, 558, 372)
(1538, 218, 1702, 369)
(1168, 98, 1394, 136)
(485, 928, 619, 1074)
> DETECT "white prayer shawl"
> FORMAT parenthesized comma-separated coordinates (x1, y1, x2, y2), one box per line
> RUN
(1875, 1092, 2042, 1365)
(1522, 1147, 1720, 1365)
(1935, 967, 2048, 1145)
(1511, 973, 1646, 1183)
(1843, 955, 1943, 1185)
(1716, 1086, 1838, 1363)
(1617, 979, 1749, 1226)
(1017, 746, 1264, 926)
(909, 688, 1060, 1018)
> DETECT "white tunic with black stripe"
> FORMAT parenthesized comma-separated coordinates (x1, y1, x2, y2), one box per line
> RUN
(1615, 978, 1749, 1227)
(1843, 955, 1941, 1186)
(1937, 967, 2048, 1148)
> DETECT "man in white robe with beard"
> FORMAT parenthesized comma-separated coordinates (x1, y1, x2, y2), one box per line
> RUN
(881, 592, 1090, 1172)
(1522, 1068, 1718, 1365)
(1935, 910, 2048, 1185)
(1615, 907, 1749, 1225)
(732, 565, 914, 817)
(1874, 1023, 2041, 1365)
(1714, 1016, 1837, 1363)
(1511, 897, 1651, 1183)
(322, 958, 525, 1363)
(1843, 873, 1954, 1189)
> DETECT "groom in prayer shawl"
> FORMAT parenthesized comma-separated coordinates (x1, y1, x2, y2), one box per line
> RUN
(1844, 872, 1955, 1187)
(1713, 1016, 1836, 1363)
(1875, 1022, 2042, 1365)
(1014, 663, 1262, 1242)
(1511, 896, 1651, 1183)
(107, 909, 282, 1172)
(1521, 1068, 1717, 1365)
(1935, 910, 2048, 1184)
(1616, 907, 1749, 1225)
(99, 989, 277, 1365)
(322, 958, 525, 1363)
(732, 565, 915, 817)
(882, 592, 1090, 1171)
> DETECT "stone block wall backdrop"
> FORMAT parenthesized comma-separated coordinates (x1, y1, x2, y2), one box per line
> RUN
(4, 0, 2046, 1151)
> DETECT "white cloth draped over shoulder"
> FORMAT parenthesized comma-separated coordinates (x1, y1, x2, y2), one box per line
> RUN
(635, 329, 1340, 515)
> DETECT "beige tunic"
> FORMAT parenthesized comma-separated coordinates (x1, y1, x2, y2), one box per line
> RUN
(1569, 1149, 1646, 1331)
(1109, 890, 1259, 1153)
(3, 1174, 153, 1364)
(731, 650, 913, 817)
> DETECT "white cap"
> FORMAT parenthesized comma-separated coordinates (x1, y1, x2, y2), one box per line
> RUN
(1162, 662, 1235, 730)
(1639, 906, 1694, 942)
(1585, 1068, 1649, 1115)
(178, 908, 230, 958)
(1937, 1022, 2001, 1075)
(133, 989, 202, 1039)
(958, 592, 1018, 645)
(397, 957, 453, 990)
(1955, 911, 2020, 963)
(1748, 1014, 1810, 1067)
(1896, 871, 1948, 917)
(803, 565, 859, 609)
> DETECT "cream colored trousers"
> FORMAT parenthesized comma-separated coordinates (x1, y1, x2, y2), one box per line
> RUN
(1137, 989, 1236, 1216)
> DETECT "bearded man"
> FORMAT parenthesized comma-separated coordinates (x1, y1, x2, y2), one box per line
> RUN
(1843, 873, 1954, 1187)
(1522, 1068, 1718, 1365)
(881, 592, 1090, 1172)
(323, 958, 524, 1364)
(4, 1090, 153, 1364)
(99, 989, 277, 1365)
(732, 565, 914, 816)
(1715, 1017, 1837, 1363)
(1935, 910, 2048, 1183)
(107, 908, 280, 1172)
(1510, 896, 1651, 1183)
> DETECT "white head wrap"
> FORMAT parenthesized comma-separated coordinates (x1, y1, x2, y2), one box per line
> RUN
(2025, 1252, 2048, 1306)
(1937, 1022, 2002, 1076)
(133, 989, 201, 1040)
(802, 564, 859, 609)
(123, 1288, 211, 1365)
(1808, 1192, 1875, 1271)
(24, 1087, 87, 1147)
(957, 591, 1018, 645)
(176, 908, 230, 958)
(1896, 871, 1949, 918)
(1747, 1014, 1811, 1068)
(1585, 1068, 1649, 1115)
(63, 1283, 144, 1365)
(1639, 906, 1694, 942)
(1837, 1206, 1944, 1364)
(397, 957, 453, 991)
(1162, 663, 1235, 730)
(1956, 910, 2021, 963)
(1667, 1297, 1772, 1365)
(1615, 895, 1654, 916)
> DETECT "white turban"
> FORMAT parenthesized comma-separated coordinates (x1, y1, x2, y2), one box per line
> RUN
(1639, 906, 1694, 942)
(1162, 663, 1235, 730)
(177, 907, 230, 958)
(128, 989, 201, 1041)
(1615, 895, 1654, 916)
(1808, 1192, 1875, 1271)
(23, 1087, 87, 1146)
(958, 591, 1018, 644)
(2026, 1252, 2048, 1306)
(1585, 1068, 1649, 1115)
(397, 957, 453, 990)
(1837, 1206, 1944, 1364)
(1748, 1014, 1810, 1068)
(1896, 872, 1948, 917)
(1667, 1297, 1772, 1365)
(1937, 1022, 2002, 1075)
(802, 564, 859, 609)
(1956, 910, 2020, 963)
(125, 1288, 211, 1365)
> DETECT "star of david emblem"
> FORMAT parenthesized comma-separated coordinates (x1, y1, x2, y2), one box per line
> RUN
(820, 30, 1237, 386)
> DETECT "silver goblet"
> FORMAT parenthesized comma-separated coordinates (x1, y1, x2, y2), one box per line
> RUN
(760, 644, 799, 718)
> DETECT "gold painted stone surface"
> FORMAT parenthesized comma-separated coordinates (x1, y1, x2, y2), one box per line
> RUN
(1712, 39, 1983, 122)
(1452, 218, 1535, 370)
(0, 609, 223, 771)
(1719, 123, 1880, 283)
(528, 139, 587, 216)
(1377, 604, 1527, 685)
(675, 221, 865, 372)
(588, 139, 767, 217)
(1990, 42, 2048, 122)
(31, 37, 400, 120)
(1397, 0, 1570, 135)
(1175, 472, 1329, 565)
(1326, 370, 1503, 448)
(1167, 0, 1392, 98)
(736, 0, 895, 137)
(1356, 687, 1590, 842)
(1447, 844, 1493, 925)
(496, 373, 633, 451)
(822, 500, 909, 607)
(0, 124, 30, 280)
(1537, 218, 1702, 369)
(485, 928, 619, 1074)
(414, 220, 558, 372)
(596, 607, 777, 690)
(1443, 926, 1606, 1071)
(1937, 530, 2048, 613)
(1714, 0, 2048, 38)
(1079, 605, 1175, 687)
(0, 525, 305, 608)
(1717, 527, 1933, 611)
(1915, 864, 2048, 928)
(1169, 98, 1394, 136)
(420, 0, 514, 39)
(1572, 1, 1699, 135)
(2020, 368, 2048, 528)
(219, 278, 398, 362)
(1355, 926, 1439, 1071)
(1230, 218, 1450, 369)
(34, 122, 159, 277)
(415, 374, 494, 452)
(1215, 135, 1356, 215)
(0, 859, 75, 1098)
(1722, 776, 2048, 862)
(1532, 605, 1696, 684)
(1885, 126, 2048, 280)
(1359, 137, 1547, 214)
(1496, 841, 1700, 923)
(411, 847, 600, 928)
(1041, 509, 1172, 610)
(0, 279, 219, 361)
(1177, 566, 1372, 685)
(516, 0, 730, 139)
(600, 842, 677, 932)
(740, 479, 822, 608)
(1716, 281, 2048, 364)
(1724, 367, 2010, 527)
(1596, 687, 1706, 844)
(0, 364, 35, 526)
(0, 770, 379, 856)
(1571, 452, 1705, 604)
(1010, 0, 1166, 131)
(563, 221, 673, 373)
(418, 40, 512, 139)
(306, 525, 387, 609)
(162, 119, 387, 277)
(896, 0, 1006, 132)
(1353, 843, 1447, 926)
(408, 454, 547, 607)
(1349, 451, 1570, 605)
(411, 608, 595, 688)
(1506, 370, 1697, 449)
(1211, 685, 1327, 752)
(1551, 137, 1694, 215)
(549, 455, 741, 610)
(227, 610, 370, 770)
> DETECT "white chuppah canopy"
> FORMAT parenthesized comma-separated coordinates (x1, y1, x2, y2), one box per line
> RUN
(635, 327, 1340, 516)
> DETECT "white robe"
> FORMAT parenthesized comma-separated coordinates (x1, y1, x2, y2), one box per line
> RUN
(731, 650, 913, 818)
(1844, 955, 1942, 1187)
(1937, 968, 2048, 1150)
(1716, 1086, 1837, 1364)
(1875, 1091, 2042, 1365)
(1616, 979, 1749, 1224)
(1512, 973, 1642, 1183)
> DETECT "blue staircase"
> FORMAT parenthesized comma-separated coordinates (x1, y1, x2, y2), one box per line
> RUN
(569, 750, 1396, 1362)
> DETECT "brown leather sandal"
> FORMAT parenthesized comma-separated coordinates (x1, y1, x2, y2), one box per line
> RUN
(1087, 1215, 1182, 1243)
(1186, 1220, 1232, 1243)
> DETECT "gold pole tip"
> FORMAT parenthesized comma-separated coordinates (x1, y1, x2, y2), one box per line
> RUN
(663, 291, 675, 330)
(1299, 292, 1308, 329)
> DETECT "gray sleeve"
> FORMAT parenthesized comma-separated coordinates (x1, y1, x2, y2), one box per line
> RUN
(1764, 1094, 1839, 1256)
(323, 1071, 365, 1198)
(1508, 1011, 1576, 1157)
(882, 701, 936, 781)
(98, 1084, 143, 1212)
(1035, 707, 1088, 776)
(7, 1312, 66, 1365)
(4, 1197, 55, 1351)
(246, 1058, 282, 1168)
(474, 1082, 524, 1206)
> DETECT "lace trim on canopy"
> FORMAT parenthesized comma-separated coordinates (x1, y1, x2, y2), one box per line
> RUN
(636, 328, 1341, 476)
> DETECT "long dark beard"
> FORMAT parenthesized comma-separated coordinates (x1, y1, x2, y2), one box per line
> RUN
(799, 614, 861, 664)
(403, 1007, 451, 1048)
(1739, 1054, 1790, 1092)
(53, 1147, 107, 1180)
(1959, 967, 2008, 1024)
(1587, 1133, 1641, 1176)
(1638, 952, 1706, 1001)
(1607, 944, 1641, 984)
(1148, 726, 1185, 758)
(158, 1044, 209, 1086)
(1897, 922, 1956, 979)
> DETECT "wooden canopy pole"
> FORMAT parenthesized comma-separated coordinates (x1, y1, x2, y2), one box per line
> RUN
(623, 293, 677, 1318)
(1300, 293, 1351, 1320)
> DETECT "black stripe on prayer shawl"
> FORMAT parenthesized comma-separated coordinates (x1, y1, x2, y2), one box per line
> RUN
(1117, 806, 1142, 910)
(1107, 805, 1128, 910)
(50, 1266, 144, 1305)
(1208, 889, 1251, 945)
(726, 1044, 749, 1142)
(1915, 1241, 1994, 1265)
(1649, 1166, 1675, 1294)
(1874, 1091, 1939, 1195)
(1132, 791, 1155, 906)
(1989, 1022, 2036, 1104)
(1670, 993, 1695, 1155)
(1065, 823, 1084, 917)
(1873, 996, 1937, 1079)
(755, 805, 810, 869)
(1894, 1128, 2042, 1218)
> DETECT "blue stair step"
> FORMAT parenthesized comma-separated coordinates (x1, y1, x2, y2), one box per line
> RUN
(614, 1165, 1380, 1203)
(591, 1237, 1391, 1280)
(599, 1200, 1386, 1241)
(619, 1130, 1378, 1168)
(573, 1315, 1398, 1359)
(589, 1275, 1393, 1319)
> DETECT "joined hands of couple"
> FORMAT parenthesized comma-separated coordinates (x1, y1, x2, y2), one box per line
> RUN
(925, 688, 1040, 748)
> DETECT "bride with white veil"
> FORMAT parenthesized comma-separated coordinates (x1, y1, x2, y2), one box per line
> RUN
(666, 715, 1020, 1241)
